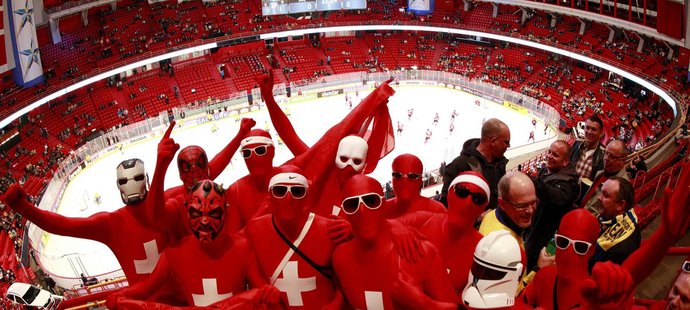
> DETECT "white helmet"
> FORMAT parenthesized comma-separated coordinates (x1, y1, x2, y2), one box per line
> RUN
(462, 230, 523, 309)
(116, 159, 148, 204)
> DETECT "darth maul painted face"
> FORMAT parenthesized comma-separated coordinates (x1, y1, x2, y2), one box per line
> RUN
(177, 146, 210, 189)
(186, 180, 226, 244)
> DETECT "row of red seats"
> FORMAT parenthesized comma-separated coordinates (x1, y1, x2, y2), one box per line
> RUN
(1, 0, 684, 125)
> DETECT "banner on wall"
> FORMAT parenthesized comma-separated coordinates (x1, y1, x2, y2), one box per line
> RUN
(8, 0, 44, 86)
(1, 4, 7, 73)
(503, 101, 528, 115)
(407, 0, 434, 15)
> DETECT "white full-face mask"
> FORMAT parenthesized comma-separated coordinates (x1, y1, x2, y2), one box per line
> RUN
(335, 136, 368, 172)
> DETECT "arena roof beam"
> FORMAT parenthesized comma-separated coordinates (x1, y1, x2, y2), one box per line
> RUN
(477, 0, 683, 47)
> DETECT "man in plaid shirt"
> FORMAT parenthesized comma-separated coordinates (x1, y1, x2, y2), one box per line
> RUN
(571, 116, 606, 204)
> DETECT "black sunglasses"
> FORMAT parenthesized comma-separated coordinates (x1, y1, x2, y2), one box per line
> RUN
(452, 184, 487, 205)
(392, 172, 423, 180)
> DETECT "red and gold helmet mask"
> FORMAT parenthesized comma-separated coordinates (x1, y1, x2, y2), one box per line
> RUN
(186, 180, 226, 244)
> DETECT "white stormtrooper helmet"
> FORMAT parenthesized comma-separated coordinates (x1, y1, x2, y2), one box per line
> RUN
(335, 136, 368, 172)
(462, 230, 523, 309)
(116, 158, 148, 205)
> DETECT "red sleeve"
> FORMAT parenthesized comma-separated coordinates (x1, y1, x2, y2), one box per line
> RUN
(245, 241, 268, 288)
(395, 211, 437, 229)
(423, 244, 459, 304)
(3, 184, 112, 243)
(209, 119, 254, 180)
(261, 86, 309, 156)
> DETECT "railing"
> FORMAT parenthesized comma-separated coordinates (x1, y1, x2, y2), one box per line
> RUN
(65, 277, 128, 298)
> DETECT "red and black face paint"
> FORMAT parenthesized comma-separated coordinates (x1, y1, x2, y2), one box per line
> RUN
(177, 146, 209, 189)
(186, 180, 226, 243)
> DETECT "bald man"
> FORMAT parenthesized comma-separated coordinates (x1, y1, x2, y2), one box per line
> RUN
(441, 118, 510, 210)
(581, 139, 631, 215)
(479, 171, 536, 250)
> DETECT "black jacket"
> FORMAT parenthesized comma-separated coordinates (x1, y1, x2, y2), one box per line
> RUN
(589, 210, 641, 270)
(524, 164, 580, 271)
(570, 140, 605, 181)
(441, 138, 508, 209)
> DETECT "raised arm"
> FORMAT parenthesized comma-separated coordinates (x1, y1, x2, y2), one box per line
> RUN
(209, 118, 256, 180)
(623, 160, 690, 285)
(291, 79, 396, 182)
(532, 175, 577, 207)
(1, 183, 112, 243)
(147, 122, 181, 234)
(257, 71, 309, 156)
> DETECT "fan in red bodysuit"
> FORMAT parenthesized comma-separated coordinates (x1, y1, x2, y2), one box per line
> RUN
(0, 126, 181, 290)
(522, 208, 602, 310)
(106, 179, 279, 309)
(226, 128, 276, 231)
(578, 160, 690, 310)
(383, 153, 446, 219)
(397, 171, 489, 293)
(245, 165, 343, 309)
(332, 174, 457, 309)
(523, 160, 690, 310)
(148, 119, 255, 240)
(257, 72, 396, 217)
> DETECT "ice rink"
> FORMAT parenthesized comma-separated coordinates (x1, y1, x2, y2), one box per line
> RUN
(38, 85, 553, 281)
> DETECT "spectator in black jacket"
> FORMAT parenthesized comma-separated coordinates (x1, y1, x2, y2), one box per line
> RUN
(626, 155, 648, 179)
(525, 140, 580, 272)
(441, 118, 510, 210)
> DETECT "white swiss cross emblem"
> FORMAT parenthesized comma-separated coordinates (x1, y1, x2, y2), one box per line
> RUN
(192, 278, 233, 306)
(364, 291, 384, 309)
(332, 205, 342, 216)
(275, 261, 316, 306)
(133, 240, 160, 274)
